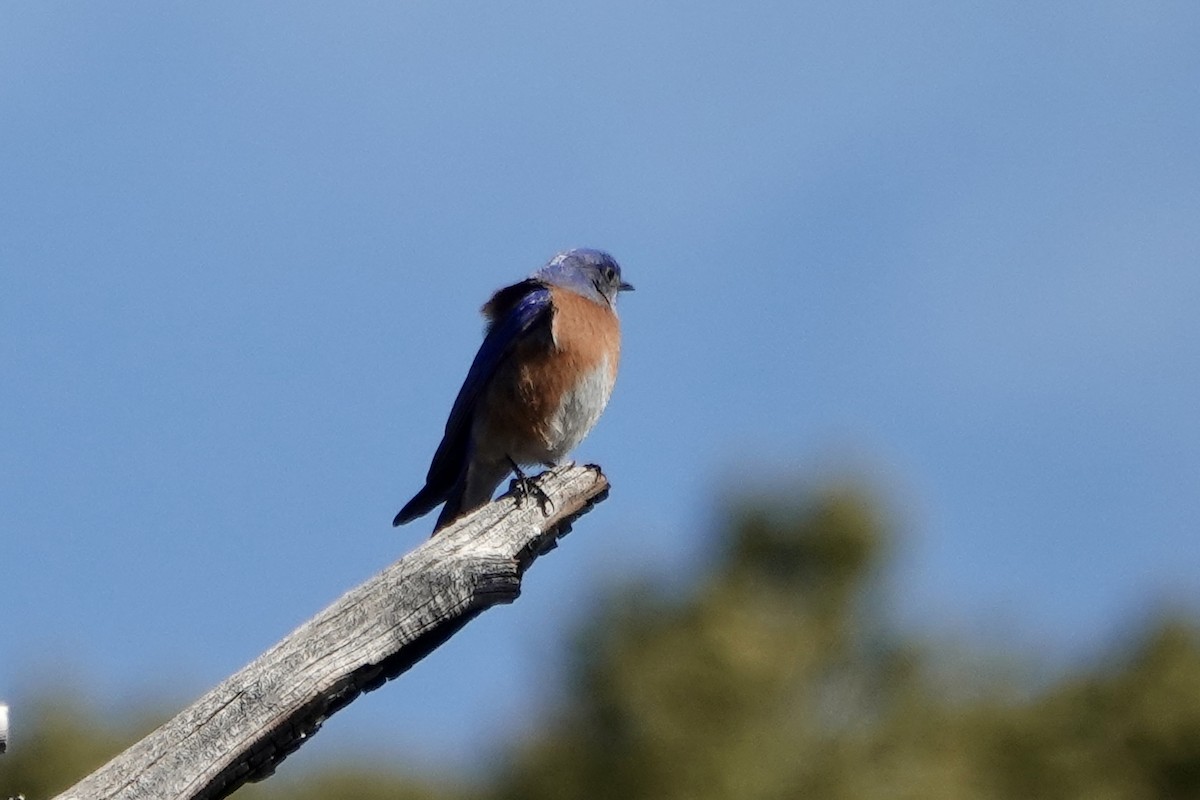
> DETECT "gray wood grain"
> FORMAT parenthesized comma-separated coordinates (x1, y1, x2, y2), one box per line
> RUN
(52, 465, 609, 800)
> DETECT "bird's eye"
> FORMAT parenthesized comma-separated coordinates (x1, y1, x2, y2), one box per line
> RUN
(602, 266, 616, 283)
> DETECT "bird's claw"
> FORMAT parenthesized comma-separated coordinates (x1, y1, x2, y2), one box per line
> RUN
(507, 458, 555, 516)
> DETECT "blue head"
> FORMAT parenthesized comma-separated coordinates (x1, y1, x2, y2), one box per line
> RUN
(533, 248, 634, 307)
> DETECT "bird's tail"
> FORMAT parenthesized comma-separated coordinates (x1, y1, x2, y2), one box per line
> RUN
(432, 491, 468, 532)
(392, 484, 445, 527)
(393, 480, 472, 532)
(398, 460, 510, 533)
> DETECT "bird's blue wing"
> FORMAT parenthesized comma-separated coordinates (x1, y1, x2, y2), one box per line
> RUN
(437, 283, 553, 468)
(395, 282, 553, 525)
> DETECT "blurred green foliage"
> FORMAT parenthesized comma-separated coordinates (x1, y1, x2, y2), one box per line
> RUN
(3, 485, 1198, 799)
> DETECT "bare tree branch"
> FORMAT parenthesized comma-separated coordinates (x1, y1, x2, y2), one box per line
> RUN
(52, 465, 610, 800)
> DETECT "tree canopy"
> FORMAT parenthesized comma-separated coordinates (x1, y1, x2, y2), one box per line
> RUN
(3, 485, 1198, 800)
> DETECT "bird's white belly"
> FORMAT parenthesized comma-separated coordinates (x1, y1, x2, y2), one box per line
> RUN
(544, 356, 615, 462)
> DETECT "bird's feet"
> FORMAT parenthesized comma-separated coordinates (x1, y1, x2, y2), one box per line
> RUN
(507, 457, 555, 516)
(550, 459, 601, 475)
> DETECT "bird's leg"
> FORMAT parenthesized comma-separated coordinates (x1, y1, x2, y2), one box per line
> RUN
(506, 456, 555, 516)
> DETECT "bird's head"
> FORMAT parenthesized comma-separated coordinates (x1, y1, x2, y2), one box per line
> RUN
(534, 248, 634, 307)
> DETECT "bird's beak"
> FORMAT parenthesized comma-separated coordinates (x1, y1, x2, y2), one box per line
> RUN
(620, 281, 635, 292)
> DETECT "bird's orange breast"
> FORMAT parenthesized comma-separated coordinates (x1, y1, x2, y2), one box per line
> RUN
(474, 288, 621, 463)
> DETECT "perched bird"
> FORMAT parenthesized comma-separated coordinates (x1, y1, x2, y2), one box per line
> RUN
(394, 248, 633, 532)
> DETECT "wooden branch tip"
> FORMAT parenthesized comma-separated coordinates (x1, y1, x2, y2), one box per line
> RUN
(0, 702, 8, 754)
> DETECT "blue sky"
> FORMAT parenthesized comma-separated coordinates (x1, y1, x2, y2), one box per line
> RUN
(3, 0, 1199, 778)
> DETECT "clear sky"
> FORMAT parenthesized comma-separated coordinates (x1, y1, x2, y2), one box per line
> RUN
(3, 0, 1198, 779)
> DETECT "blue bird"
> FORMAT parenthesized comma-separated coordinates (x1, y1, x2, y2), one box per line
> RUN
(394, 248, 633, 532)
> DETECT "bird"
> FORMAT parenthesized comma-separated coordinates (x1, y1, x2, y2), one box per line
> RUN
(394, 248, 633, 532)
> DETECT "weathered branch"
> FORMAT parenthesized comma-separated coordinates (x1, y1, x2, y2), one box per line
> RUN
(0, 702, 8, 754)
(52, 465, 610, 800)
